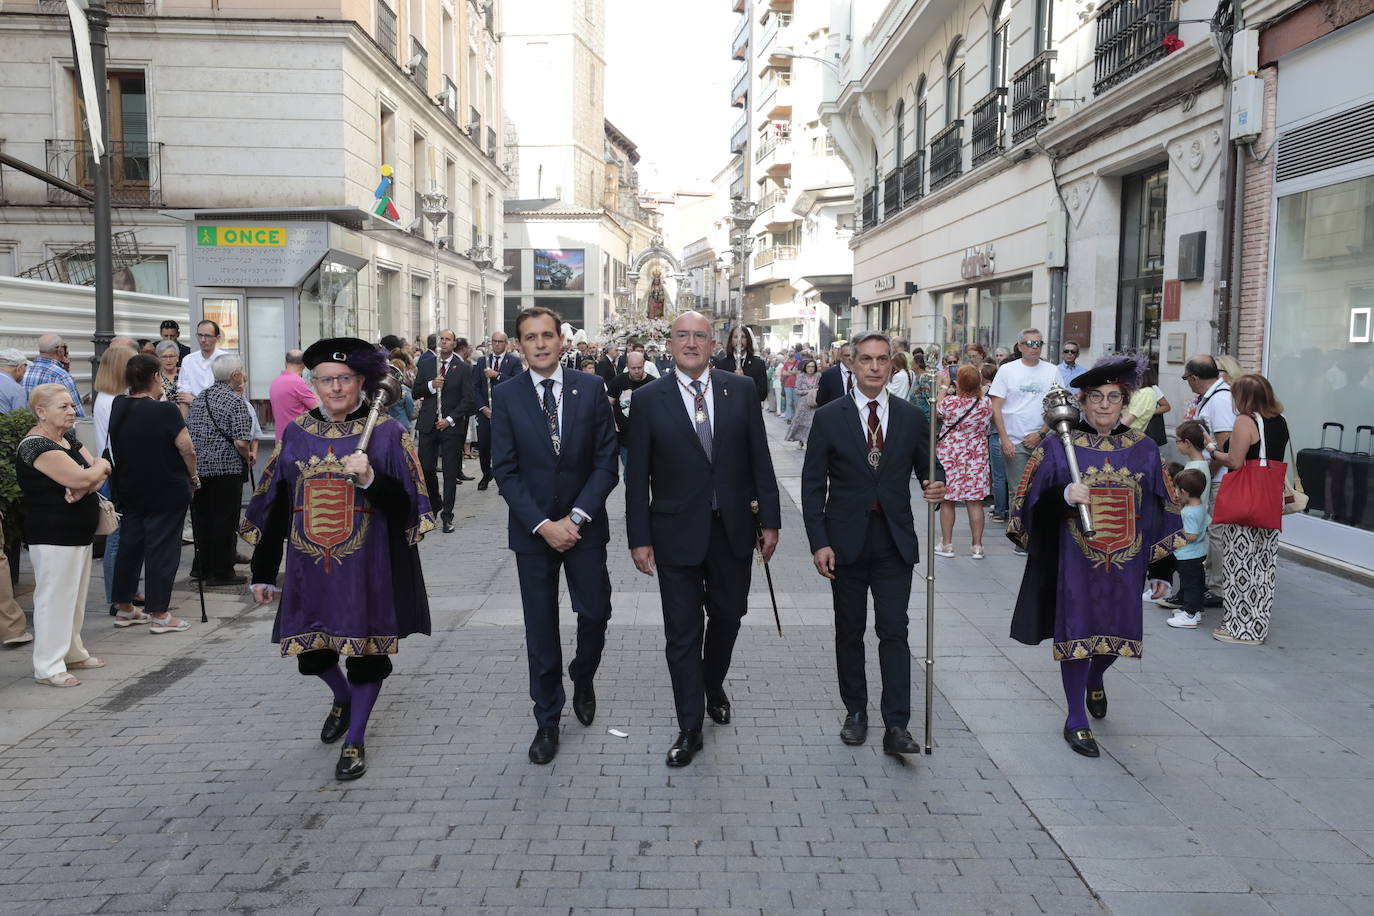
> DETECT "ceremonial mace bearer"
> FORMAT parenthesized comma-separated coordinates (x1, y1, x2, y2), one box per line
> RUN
(242, 338, 436, 781)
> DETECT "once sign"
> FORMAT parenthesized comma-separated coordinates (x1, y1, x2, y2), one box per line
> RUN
(197, 226, 288, 247)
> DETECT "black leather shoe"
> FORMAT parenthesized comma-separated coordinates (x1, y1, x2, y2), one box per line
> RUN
(572, 680, 596, 727)
(458, 472, 475, 481)
(705, 687, 731, 725)
(1086, 689, 1108, 720)
(882, 727, 919, 756)
(335, 742, 366, 780)
(477, 476, 491, 491)
(1063, 726, 1100, 758)
(321, 702, 350, 744)
(529, 726, 559, 765)
(442, 520, 455, 534)
(840, 711, 868, 746)
(666, 729, 703, 767)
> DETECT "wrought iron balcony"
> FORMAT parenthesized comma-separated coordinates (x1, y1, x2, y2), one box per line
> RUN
(441, 76, 459, 123)
(928, 121, 963, 192)
(487, 126, 497, 159)
(39, 0, 152, 12)
(408, 37, 428, 93)
(375, 1, 398, 59)
(882, 169, 903, 219)
(1093, 0, 1176, 96)
(860, 186, 878, 231)
(44, 139, 162, 207)
(757, 187, 787, 213)
(468, 106, 483, 148)
(901, 151, 924, 206)
(970, 88, 1007, 167)
(1011, 51, 1055, 144)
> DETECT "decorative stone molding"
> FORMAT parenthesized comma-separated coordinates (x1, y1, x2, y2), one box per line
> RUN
(1065, 175, 1099, 229)
(1168, 127, 1224, 193)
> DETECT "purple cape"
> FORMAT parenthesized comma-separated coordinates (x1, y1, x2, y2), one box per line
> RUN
(1007, 424, 1185, 660)
(240, 407, 436, 657)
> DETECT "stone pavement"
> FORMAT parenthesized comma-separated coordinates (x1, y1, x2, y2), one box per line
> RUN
(0, 411, 1371, 915)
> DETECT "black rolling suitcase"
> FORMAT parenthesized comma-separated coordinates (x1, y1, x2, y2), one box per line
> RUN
(1297, 422, 1342, 517)
(1333, 425, 1374, 531)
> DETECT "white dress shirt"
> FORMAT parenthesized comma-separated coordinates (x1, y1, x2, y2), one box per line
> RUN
(853, 386, 890, 442)
(527, 365, 588, 533)
(674, 367, 715, 435)
(178, 348, 220, 397)
(428, 353, 464, 425)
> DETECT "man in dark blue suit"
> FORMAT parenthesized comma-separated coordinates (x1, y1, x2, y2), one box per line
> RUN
(412, 330, 475, 534)
(814, 341, 854, 407)
(625, 311, 781, 767)
(491, 307, 620, 765)
(801, 331, 945, 757)
(472, 330, 522, 491)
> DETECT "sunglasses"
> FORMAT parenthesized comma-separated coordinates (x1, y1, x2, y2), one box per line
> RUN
(1062, 348, 1078, 355)
(1023, 340, 1044, 348)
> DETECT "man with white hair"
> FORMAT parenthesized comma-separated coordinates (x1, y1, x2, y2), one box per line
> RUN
(0, 349, 29, 412)
(22, 334, 84, 417)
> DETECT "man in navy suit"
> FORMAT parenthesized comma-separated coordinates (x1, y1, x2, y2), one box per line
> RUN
(625, 311, 781, 767)
(801, 331, 945, 757)
(814, 341, 854, 407)
(491, 307, 619, 765)
(412, 330, 475, 533)
(472, 330, 522, 491)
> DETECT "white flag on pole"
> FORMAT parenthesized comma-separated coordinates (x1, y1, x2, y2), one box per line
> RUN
(66, 0, 104, 162)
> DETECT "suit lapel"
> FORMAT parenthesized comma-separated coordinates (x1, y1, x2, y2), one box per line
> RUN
(710, 370, 727, 463)
(559, 374, 581, 464)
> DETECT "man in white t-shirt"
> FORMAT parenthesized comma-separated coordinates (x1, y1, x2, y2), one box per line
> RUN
(989, 328, 1063, 550)
(178, 319, 224, 398)
(1182, 355, 1234, 595)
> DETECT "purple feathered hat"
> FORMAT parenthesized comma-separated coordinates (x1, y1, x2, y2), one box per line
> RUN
(302, 337, 389, 389)
(1070, 352, 1146, 394)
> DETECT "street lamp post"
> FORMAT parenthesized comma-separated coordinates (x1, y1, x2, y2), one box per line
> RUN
(728, 198, 758, 357)
(465, 243, 495, 342)
(420, 188, 448, 337)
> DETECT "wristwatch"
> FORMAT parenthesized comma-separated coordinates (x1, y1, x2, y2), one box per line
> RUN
(570, 509, 590, 528)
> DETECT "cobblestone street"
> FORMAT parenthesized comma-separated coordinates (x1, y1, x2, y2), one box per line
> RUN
(2, 418, 1373, 915)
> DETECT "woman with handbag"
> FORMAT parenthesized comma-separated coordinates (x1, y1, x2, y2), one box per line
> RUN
(785, 359, 821, 448)
(934, 365, 993, 558)
(186, 355, 254, 588)
(18, 383, 111, 686)
(1207, 373, 1289, 645)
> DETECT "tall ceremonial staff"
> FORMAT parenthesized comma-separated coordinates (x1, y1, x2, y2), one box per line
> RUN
(342, 366, 405, 486)
(922, 334, 941, 755)
(1043, 385, 1095, 537)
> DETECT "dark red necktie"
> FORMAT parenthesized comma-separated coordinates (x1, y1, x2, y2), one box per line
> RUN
(439, 358, 448, 379)
(867, 400, 884, 451)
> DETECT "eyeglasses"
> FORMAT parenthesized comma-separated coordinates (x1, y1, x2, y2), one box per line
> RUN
(1062, 348, 1078, 355)
(1023, 340, 1044, 348)
(1085, 390, 1124, 404)
(1181, 373, 1193, 381)
(314, 373, 360, 387)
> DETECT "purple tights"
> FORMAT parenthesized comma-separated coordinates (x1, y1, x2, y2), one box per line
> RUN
(347, 682, 382, 745)
(1060, 655, 1117, 731)
(318, 665, 350, 704)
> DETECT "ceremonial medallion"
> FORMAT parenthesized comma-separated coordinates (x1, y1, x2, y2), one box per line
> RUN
(550, 433, 561, 455)
(868, 447, 882, 469)
(695, 408, 707, 425)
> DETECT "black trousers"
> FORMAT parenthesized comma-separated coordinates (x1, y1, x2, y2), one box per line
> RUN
(476, 412, 493, 480)
(831, 514, 915, 729)
(656, 514, 752, 731)
(1177, 556, 1206, 614)
(418, 423, 464, 522)
(113, 506, 187, 614)
(191, 475, 242, 580)
(515, 540, 613, 727)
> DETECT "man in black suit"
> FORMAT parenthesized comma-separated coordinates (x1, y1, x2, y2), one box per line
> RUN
(472, 330, 522, 491)
(412, 329, 475, 533)
(492, 307, 619, 765)
(625, 311, 781, 767)
(801, 331, 945, 757)
(595, 345, 619, 384)
(814, 341, 854, 407)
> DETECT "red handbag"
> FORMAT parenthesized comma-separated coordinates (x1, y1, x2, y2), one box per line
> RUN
(1212, 413, 1285, 531)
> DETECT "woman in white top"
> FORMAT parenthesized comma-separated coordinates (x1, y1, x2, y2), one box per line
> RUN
(886, 351, 915, 401)
(92, 342, 138, 611)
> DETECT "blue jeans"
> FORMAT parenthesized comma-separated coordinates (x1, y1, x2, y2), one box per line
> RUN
(783, 387, 797, 420)
(989, 431, 1008, 517)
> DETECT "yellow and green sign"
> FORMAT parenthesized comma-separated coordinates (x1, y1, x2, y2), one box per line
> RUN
(196, 226, 288, 247)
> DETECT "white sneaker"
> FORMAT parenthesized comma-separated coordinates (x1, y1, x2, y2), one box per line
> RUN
(1166, 611, 1201, 629)
(1012, 546, 1027, 556)
(934, 543, 956, 558)
(970, 545, 985, 560)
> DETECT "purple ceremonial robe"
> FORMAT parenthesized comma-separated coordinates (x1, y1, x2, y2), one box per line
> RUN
(240, 406, 436, 657)
(1007, 423, 1185, 661)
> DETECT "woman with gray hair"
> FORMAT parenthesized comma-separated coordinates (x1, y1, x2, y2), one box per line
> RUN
(186, 354, 253, 587)
(155, 339, 192, 418)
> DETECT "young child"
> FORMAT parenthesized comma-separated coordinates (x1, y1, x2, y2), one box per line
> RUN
(1167, 468, 1210, 628)
(1174, 419, 1212, 502)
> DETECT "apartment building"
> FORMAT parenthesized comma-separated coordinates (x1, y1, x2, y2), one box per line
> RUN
(0, 0, 509, 363)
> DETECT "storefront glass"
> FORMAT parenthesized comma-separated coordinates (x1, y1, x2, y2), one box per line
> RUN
(1268, 173, 1374, 533)
(936, 275, 1032, 353)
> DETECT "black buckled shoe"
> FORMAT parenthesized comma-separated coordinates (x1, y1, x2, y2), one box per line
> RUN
(320, 702, 350, 744)
(335, 742, 366, 780)
(1086, 689, 1108, 720)
(882, 727, 919, 757)
(477, 476, 491, 491)
(666, 729, 703, 767)
(705, 687, 731, 725)
(1063, 726, 1100, 758)
(572, 680, 596, 727)
(529, 726, 559, 765)
(840, 711, 868, 746)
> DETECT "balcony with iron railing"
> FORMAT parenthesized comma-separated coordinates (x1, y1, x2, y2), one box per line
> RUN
(1011, 51, 1055, 143)
(860, 186, 878, 231)
(901, 151, 924, 206)
(39, 0, 152, 12)
(970, 87, 1007, 167)
(730, 61, 749, 108)
(44, 139, 162, 206)
(441, 76, 459, 123)
(732, 14, 749, 59)
(1093, 0, 1176, 96)
(757, 186, 788, 215)
(882, 169, 903, 219)
(487, 126, 497, 159)
(752, 245, 797, 269)
(468, 106, 483, 149)
(758, 10, 794, 51)
(730, 114, 748, 154)
(375, 1, 398, 60)
(754, 124, 791, 164)
(408, 37, 428, 94)
(928, 121, 963, 192)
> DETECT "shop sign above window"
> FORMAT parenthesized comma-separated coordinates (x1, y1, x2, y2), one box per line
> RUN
(961, 244, 996, 280)
(875, 275, 896, 292)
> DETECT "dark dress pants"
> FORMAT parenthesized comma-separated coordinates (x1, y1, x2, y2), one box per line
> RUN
(831, 514, 915, 729)
(113, 506, 188, 614)
(418, 424, 463, 522)
(476, 412, 493, 480)
(656, 514, 752, 730)
(515, 538, 613, 728)
(192, 475, 242, 580)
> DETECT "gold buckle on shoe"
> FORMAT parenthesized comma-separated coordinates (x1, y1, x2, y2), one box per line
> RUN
(342, 747, 360, 758)
(1073, 729, 1094, 741)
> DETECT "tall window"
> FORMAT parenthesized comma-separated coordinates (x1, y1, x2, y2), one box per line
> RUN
(945, 40, 965, 125)
(379, 104, 396, 168)
(915, 77, 927, 150)
(894, 98, 906, 165)
(1117, 165, 1169, 364)
(990, 0, 1011, 88)
(1034, 0, 1054, 54)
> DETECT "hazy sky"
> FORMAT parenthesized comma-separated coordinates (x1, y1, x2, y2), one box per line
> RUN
(603, 0, 740, 192)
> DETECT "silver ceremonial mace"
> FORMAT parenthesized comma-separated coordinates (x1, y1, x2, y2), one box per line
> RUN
(922, 341, 939, 755)
(343, 366, 405, 486)
(1042, 384, 1095, 537)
